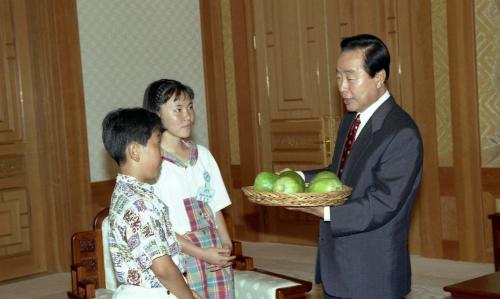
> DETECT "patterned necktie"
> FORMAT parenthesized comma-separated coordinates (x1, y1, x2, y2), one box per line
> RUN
(338, 114, 361, 178)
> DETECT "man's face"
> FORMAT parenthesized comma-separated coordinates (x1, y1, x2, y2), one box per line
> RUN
(336, 49, 382, 112)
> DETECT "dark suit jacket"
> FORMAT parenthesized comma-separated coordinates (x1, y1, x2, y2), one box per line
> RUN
(304, 96, 423, 299)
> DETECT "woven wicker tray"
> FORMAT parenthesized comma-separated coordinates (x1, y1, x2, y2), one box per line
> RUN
(241, 185, 352, 207)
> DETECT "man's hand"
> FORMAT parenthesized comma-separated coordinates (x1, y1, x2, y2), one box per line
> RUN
(286, 206, 325, 218)
(275, 168, 292, 175)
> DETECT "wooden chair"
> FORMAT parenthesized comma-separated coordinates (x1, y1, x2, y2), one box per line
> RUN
(68, 208, 312, 299)
(68, 208, 109, 299)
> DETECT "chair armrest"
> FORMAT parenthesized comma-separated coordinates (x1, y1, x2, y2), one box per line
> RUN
(232, 240, 243, 256)
(232, 241, 255, 270)
(253, 269, 312, 289)
(253, 268, 312, 298)
(234, 268, 312, 299)
(233, 255, 254, 270)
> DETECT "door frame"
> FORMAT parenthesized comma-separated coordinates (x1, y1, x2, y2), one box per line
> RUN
(200, 0, 263, 240)
(200, 0, 261, 186)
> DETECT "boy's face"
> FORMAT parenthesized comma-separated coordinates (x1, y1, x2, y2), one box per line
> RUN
(138, 129, 162, 182)
(158, 92, 195, 139)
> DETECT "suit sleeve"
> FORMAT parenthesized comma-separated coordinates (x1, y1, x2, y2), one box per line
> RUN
(329, 126, 423, 236)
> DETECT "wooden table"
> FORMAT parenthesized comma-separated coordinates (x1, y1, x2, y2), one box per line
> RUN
(489, 213, 500, 271)
(444, 271, 500, 298)
(443, 213, 500, 298)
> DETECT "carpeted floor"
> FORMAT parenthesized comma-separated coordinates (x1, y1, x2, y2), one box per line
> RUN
(241, 241, 495, 299)
(0, 272, 69, 299)
(0, 241, 495, 299)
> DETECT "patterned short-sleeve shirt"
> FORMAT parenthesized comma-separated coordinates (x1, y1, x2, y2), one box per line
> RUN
(108, 174, 184, 288)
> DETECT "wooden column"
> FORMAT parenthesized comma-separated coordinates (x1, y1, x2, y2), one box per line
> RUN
(398, 0, 443, 258)
(25, 0, 92, 271)
(230, 0, 262, 240)
(199, 0, 232, 186)
(447, 0, 484, 261)
(199, 0, 238, 235)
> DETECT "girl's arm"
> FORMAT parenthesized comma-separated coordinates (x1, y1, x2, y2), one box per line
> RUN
(215, 211, 232, 252)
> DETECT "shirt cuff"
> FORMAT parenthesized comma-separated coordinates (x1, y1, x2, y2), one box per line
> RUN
(323, 207, 331, 221)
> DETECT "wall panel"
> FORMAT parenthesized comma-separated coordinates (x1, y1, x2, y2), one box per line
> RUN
(77, 0, 209, 182)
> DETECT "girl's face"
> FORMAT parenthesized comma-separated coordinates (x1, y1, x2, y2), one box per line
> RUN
(158, 92, 195, 139)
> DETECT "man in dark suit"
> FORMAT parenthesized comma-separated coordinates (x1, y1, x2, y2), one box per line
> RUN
(293, 34, 423, 299)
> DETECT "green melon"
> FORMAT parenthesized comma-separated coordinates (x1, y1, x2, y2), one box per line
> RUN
(310, 171, 339, 184)
(272, 176, 305, 193)
(253, 171, 279, 192)
(307, 178, 342, 193)
(279, 171, 305, 189)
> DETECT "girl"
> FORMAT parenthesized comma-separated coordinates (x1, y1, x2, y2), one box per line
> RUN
(143, 79, 235, 299)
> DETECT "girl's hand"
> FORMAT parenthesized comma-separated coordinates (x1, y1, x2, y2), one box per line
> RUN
(201, 247, 236, 267)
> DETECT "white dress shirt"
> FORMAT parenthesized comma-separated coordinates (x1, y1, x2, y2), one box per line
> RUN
(322, 90, 391, 221)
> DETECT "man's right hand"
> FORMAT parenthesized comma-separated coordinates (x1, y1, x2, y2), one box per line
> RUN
(275, 168, 292, 175)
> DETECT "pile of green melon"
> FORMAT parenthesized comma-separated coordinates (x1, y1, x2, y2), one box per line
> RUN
(253, 170, 342, 193)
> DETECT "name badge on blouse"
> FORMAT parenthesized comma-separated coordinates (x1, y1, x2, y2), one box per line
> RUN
(197, 171, 215, 202)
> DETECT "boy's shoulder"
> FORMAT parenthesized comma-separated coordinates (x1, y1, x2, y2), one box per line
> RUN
(111, 174, 160, 214)
(110, 189, 145, 215)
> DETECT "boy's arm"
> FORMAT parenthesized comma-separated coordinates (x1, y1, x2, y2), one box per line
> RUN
(176, 233, 235, 268)
(151, 255, 194, 299)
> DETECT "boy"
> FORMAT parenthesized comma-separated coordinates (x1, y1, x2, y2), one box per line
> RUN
(102, 108, 195, 299)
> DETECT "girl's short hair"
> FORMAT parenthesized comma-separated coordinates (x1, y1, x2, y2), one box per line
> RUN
(143, 79, 195, 113)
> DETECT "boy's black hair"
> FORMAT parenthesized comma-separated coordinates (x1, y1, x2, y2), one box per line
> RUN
(143, 79, 195, 113)
(102, 107, 163, 165)
(341, 34, 390, 82)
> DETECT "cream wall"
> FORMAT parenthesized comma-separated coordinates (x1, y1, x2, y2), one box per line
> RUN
(432, 0, 499, 168)
(475, 0, 499, 168)
(77, 0, 208, 182)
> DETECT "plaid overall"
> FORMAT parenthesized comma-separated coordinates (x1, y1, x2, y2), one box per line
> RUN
(183, 198, 235, 299)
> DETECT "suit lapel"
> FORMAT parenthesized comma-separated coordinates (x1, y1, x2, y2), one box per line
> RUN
(341, 97, 397, 182)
